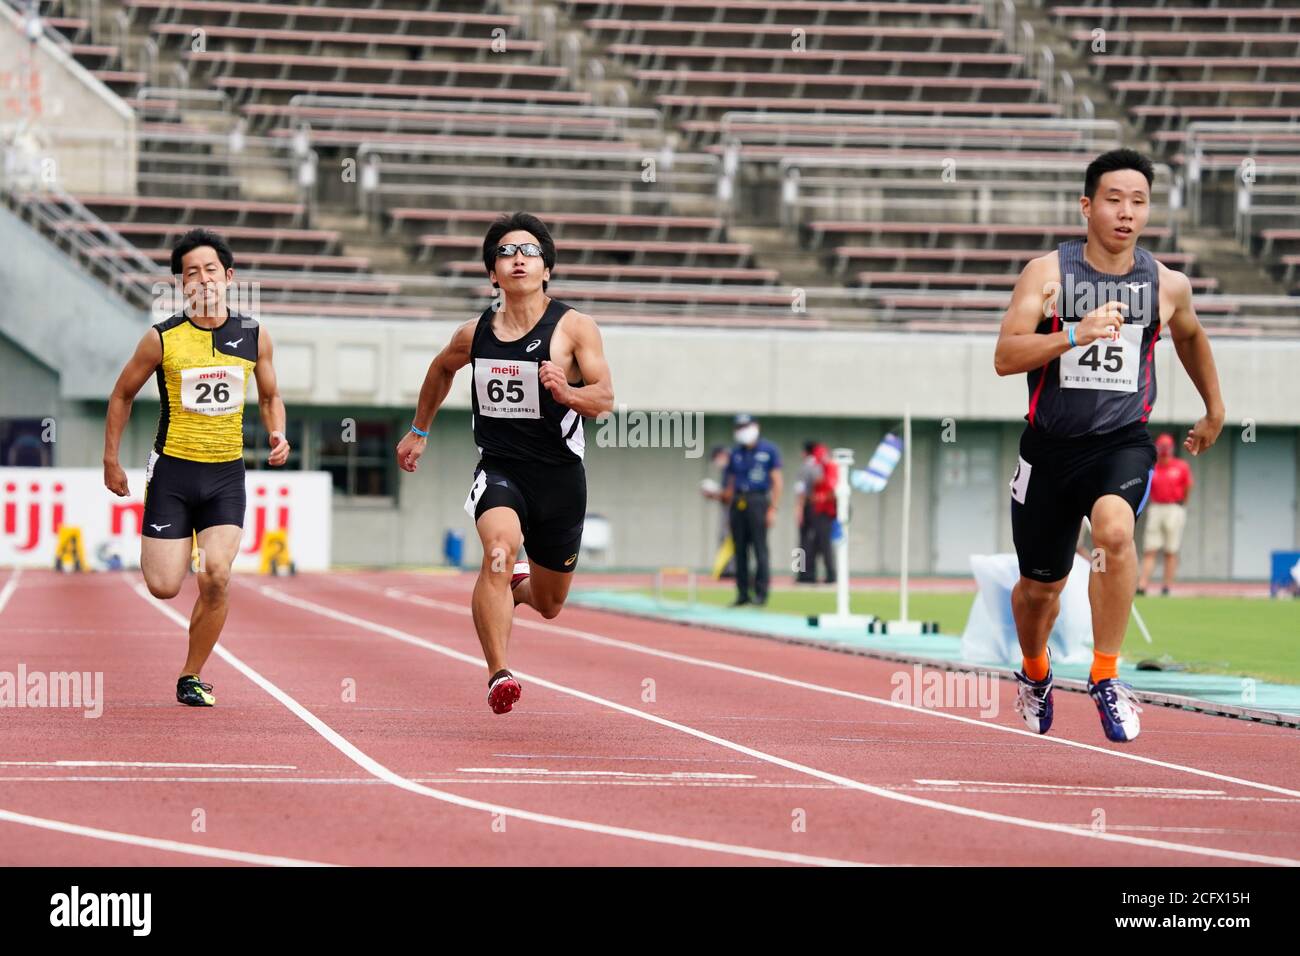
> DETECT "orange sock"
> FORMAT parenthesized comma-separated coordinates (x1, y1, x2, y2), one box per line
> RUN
(1090, 651, 1120, 684)
(1022, 651, 1051, 682)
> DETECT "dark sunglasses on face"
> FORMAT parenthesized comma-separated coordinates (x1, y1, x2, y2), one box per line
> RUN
(496, 242, 543, 258)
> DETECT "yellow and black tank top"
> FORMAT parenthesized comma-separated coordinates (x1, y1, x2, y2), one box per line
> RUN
(153, 312, 259, 463)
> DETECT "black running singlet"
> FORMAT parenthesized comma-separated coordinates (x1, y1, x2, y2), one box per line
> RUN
(1026, 239, 1162, 439)
(469, 297, 585, 464)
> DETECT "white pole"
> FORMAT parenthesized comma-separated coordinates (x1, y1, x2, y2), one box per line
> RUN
(899, 406, 912, 623)
(835, 448, 853, 618)
(816, 448, 875, 631)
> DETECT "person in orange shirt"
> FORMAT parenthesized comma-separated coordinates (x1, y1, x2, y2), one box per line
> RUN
(1138, 433, 1194, 595)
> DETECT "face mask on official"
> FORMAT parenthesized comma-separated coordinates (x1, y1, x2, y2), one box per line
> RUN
(735, 425, 759, 447)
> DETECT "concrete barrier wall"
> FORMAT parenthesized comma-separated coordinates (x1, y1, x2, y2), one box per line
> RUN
(1, 3, 136, 195)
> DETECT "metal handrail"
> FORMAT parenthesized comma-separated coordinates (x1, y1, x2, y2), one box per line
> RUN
(356, 139, 719, 170)
(718, 111, 1120, 137)
(0, 181, 165, 308)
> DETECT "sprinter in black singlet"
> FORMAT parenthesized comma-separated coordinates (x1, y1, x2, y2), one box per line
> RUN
(994, 149, 1225, 743)
(395, 213, 614, 714)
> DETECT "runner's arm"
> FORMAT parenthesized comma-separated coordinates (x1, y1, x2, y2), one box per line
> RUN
(412, 320, 475, 432)
(1163, 267, 1225, 456)
(397, 321, 474, 473)
(103, 329, 162, 478)
(994, 255, 1069, 376)
(542, 311, 614, 418)
(254, 327, 289, 466)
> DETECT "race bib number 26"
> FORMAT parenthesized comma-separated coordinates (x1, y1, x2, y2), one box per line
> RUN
(474, 358, 541, 418)
(1060, 323, 1142, 393)
(180, 365, 244, 415)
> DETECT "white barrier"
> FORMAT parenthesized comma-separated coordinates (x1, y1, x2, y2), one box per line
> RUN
(0, 467, 333, 571)
(960, 552, 1093, 666)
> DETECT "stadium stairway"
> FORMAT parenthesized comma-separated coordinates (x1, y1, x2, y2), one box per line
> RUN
(1176, 227, 1290, 297)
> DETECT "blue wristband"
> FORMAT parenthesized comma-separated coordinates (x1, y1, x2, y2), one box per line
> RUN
(1067, 325, 1077, 348)
(410, 424, 428, 437)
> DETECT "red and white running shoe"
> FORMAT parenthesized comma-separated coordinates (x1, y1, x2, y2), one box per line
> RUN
(510, 561, 530, 590)
(487, 669, 522, 714)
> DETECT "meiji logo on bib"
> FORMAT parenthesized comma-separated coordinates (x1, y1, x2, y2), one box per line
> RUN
(180, 365, 244, 415)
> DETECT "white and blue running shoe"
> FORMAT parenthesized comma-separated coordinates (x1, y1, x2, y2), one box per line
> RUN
(1088, 677, 1143, 743)
(1013, 660, 1055, 735)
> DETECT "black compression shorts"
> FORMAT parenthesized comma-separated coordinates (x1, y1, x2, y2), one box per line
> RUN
(1010, 421, 1156, 583)
(142, 451, 247, 539)
(464, 454, 587, 573)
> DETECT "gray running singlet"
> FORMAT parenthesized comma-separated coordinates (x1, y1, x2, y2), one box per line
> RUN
(1025, 238, 1162, 438)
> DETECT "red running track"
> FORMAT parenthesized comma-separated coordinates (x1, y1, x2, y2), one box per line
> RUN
(0, 568, 1297, 867)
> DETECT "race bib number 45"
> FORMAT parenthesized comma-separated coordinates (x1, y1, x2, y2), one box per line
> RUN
(1060, 323, 1142, 393)
(474, 358, 541, 419)
(180, 365, 244, 415)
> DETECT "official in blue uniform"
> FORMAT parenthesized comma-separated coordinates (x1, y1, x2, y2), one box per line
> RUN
(723, 414, 783, 606)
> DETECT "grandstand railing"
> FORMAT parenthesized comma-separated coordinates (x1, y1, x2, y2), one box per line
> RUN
(262, 96, 666, 143)
(354, 141, 723, 218)
(3, 177, 1297, 335)
(0, 180, 165, 309)
(716, 112, 1122, 153)
(79, 266, 1300, 336)
(1184, 121, 1300, 230)
(776, 154, 1178, 232)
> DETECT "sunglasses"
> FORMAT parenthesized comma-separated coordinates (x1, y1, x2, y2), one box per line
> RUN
(496, 242, 543, 258)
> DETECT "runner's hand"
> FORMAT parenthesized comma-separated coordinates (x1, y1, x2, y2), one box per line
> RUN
(104, 460, 129, 497)
(539, 360, 572, 405)
(268, 430, 290, 467)
(1184, 414, 1223, 457)
(1076, 301, 1127, 347)
(396, 430, 426, 473)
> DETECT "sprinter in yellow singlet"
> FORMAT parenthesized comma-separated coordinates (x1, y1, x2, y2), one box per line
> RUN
(103, 229, 290, 706)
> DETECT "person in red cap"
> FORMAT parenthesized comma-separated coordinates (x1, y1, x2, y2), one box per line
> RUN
(1138, 432, 1193, 595)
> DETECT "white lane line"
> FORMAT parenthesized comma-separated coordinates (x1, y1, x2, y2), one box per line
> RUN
(0, 567, 22, 616)
(134, 582, 867, 868)
(914, 779, 1225, 795)
(0, 807, 334, 867)
(894, 786, 1299, 804)
(6, 776, 1298, 802)
(0, 776, 830, 790)
(457, 768, 756, 780)
(375, 584, 1300, 801)
(1059, 824, 1251, 836)
(493, 753, 764, 764)
(262, 583, 1300, 867)
(0, 760, 298, 770)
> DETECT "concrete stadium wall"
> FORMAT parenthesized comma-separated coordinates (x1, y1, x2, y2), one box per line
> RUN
(0, 205, 148, 397)
(0, 3, 136, 194)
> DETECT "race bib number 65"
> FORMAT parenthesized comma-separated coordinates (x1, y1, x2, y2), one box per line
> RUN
(1060, 323, 1142, 393)
(180, 365, 244, 415)
(474, 358, 541, 418)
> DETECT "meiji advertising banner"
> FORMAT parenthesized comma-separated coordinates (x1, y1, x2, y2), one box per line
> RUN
(0, 468, 332, 571)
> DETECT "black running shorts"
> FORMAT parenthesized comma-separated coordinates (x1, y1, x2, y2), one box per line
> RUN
(1010, 421, 1156, 583)
(142, 451, 247, 538)
(464, 454, 587, 573)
